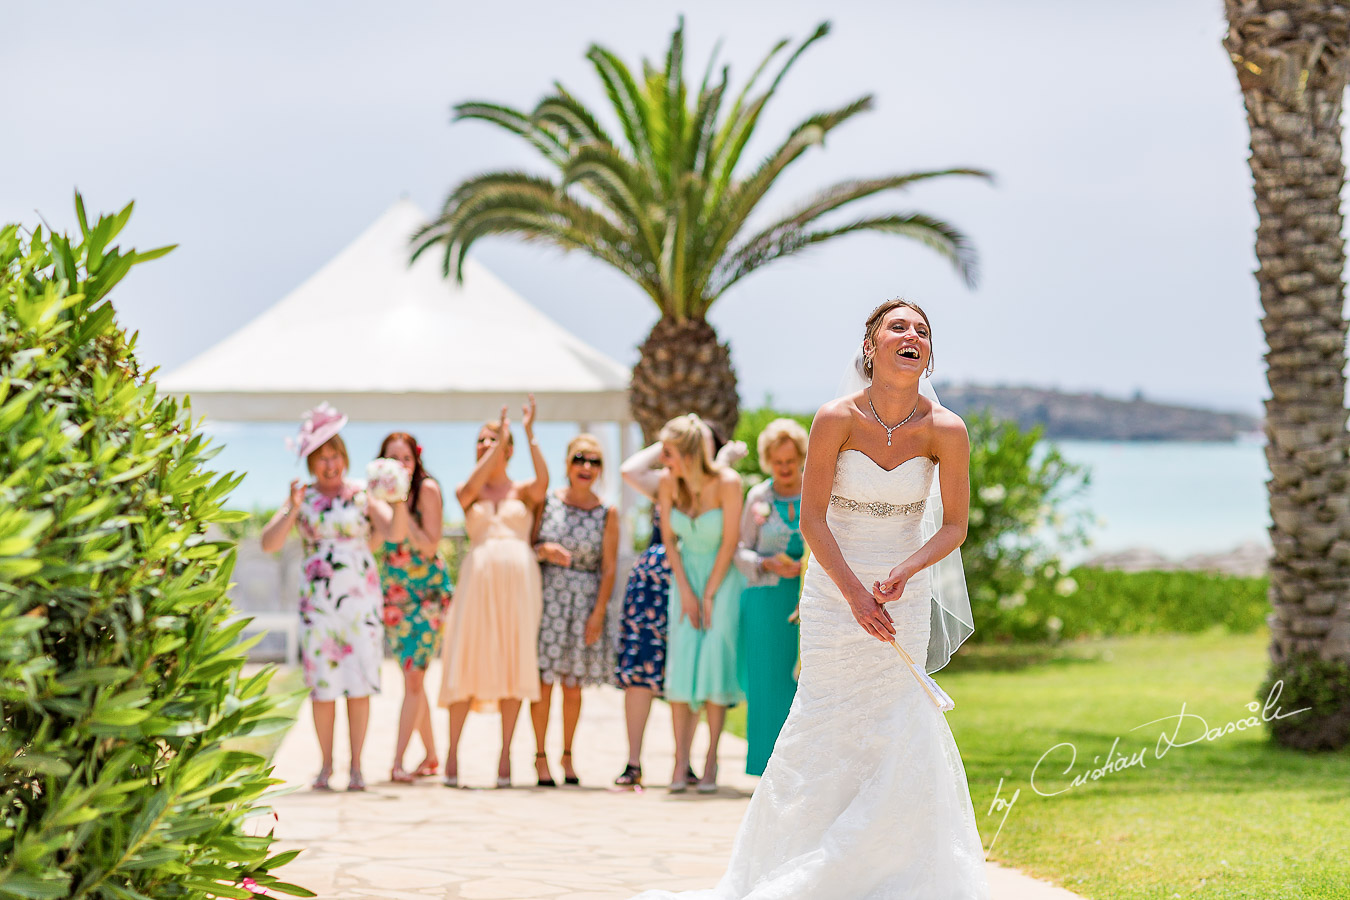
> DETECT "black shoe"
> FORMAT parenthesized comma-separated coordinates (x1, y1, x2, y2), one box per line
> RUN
(535, 752, 556, 788)
(562, 750, 580, 786)
(614, 763, 642, 787)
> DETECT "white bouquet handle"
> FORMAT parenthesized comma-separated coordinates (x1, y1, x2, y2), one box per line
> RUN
(366, 458, 411, 503)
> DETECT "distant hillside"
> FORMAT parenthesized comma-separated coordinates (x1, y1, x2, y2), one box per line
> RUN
(932, 382, 1262, 441)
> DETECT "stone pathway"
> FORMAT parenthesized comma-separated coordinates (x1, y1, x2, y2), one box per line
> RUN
(264, 661, 1086, 899)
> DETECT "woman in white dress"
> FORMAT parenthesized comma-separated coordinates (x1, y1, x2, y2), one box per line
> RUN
(631, 298, 990, 899)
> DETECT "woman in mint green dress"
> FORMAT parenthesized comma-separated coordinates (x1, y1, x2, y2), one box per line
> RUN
(734, 419, 809, 776)
(657, 414, 745, 794)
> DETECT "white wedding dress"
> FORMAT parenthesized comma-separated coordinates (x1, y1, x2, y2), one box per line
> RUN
(633, 451, 990, 900)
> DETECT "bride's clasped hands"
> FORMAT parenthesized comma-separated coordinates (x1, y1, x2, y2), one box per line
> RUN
(845, 581, 896, 641)
(874, 564, 913, 606)
(841, 561, 916, 642)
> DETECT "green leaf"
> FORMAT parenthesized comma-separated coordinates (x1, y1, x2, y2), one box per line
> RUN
(74, 190, 90, 236)
(129, 244, 176, 264)
(0, 871, 71, 900)
(90, 706, 151, 727)
(7, 753, 72, 777)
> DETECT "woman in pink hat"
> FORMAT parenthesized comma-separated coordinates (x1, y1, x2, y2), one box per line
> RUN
(261, 403, 407, 792)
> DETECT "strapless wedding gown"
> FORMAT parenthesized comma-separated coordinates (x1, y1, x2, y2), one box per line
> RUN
(632, 451, 990, 899)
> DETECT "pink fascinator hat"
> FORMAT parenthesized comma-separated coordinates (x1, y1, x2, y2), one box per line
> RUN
(286, 402, 349, 460)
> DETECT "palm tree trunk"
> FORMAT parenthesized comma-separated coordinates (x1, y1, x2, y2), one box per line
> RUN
(1226, 2, 1350, 749)
(629, 317, 740, 443)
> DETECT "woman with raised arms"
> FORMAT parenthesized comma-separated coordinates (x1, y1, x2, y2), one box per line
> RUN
(437, 395, 549, 789)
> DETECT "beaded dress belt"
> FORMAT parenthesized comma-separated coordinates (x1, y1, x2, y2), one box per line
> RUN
(829, 494, 926, 517)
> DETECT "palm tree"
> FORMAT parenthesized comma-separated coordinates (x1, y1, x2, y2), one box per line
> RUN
(414, 19, 988, 440)
(1224, 1, 1350, 749)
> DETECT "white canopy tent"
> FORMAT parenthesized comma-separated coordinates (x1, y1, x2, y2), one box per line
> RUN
(162, 199, 641, 541)
(161, 199, 634, 427)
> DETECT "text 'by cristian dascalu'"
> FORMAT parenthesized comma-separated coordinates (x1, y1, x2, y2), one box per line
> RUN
(980, 679, 1309, 856)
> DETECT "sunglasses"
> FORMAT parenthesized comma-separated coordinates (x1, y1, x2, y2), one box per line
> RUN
(571, 454, 603, 467)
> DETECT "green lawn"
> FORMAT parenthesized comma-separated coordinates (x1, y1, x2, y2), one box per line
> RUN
(730, 631, 1350, 899)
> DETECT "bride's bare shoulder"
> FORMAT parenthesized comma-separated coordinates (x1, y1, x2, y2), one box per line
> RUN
(809, 396, 857, 452)
(928, 402, 969, 451)
(813, 394, 862, 427)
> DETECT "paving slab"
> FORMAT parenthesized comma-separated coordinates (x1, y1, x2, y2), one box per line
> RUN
(262, 661, 1086, 899)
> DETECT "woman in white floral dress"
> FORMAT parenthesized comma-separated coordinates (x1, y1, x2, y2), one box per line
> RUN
(261, 403, 406, 792)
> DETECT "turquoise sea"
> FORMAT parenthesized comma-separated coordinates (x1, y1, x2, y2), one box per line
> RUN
(202, 423, 1271, 562)
(1050, 438, 1269, 560)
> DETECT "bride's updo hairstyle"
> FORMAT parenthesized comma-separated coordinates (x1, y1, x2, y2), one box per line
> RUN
(860, 299, 935, 380)
(659, 413, 719, 513)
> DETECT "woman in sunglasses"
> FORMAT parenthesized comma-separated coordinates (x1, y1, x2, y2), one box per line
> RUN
(529, 434, 620, 787)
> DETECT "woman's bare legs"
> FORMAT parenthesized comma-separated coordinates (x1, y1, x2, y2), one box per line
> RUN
(445, 700, 470, 781)
(623, 686, 655, 768)
(560, 685, 582, 781)
(499, 699, 523, 782)
(346, 696, 370, 786)
(530, 678, 554, 782)
(415, 684, 437, 765)
(671, 701, 696, 784)
(701, 702, 726, 787)
(393, 666, 433, 771)
(312, 699, 336, 775)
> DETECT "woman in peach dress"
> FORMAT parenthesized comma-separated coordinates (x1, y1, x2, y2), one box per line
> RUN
(438, 396, 549, 788)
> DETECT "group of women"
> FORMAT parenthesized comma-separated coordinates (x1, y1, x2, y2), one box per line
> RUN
(263, 396, 811, 794)
(263, 299, 993, 897)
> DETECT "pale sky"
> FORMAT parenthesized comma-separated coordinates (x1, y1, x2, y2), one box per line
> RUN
(5, 0, 1272, 415)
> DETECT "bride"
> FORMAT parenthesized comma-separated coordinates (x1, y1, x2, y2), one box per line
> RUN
(631, 299, 990, 899)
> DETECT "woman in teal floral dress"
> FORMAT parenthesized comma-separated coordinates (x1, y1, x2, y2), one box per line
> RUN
(377, 432, 454, 783)
(261, 404, 406, 792)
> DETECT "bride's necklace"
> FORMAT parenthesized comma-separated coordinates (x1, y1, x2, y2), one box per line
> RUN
(866, 388, 919, 447)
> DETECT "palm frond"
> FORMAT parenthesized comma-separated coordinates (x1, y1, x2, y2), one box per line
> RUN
(727, 168, 991, 269)
(688, 95, 875, 301)
(586, 45, 658, 182)
(710, 212, 980, 302)
(688, 69, 729, 177)
(532, 87, 613, 147)
(453, 102, 568, 166)
(451, 208, 652, 296)
(706, 22, 831, 198)
(561, 146, 663, 263)
(427, 20, 987, 325)
(412, 173, 648, 288)
(711, 36, 790, 164)
(696, 37, 724, 99)
(664, 20, 688, 183)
